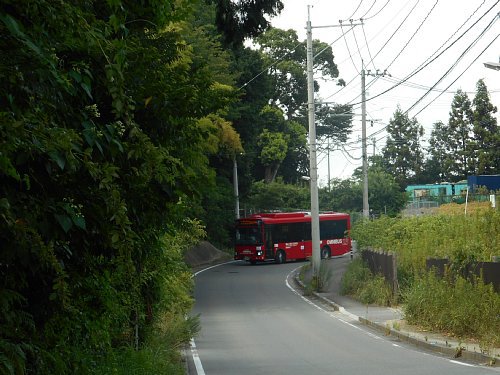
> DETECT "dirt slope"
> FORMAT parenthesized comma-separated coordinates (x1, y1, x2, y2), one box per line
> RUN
(184, 241, 232, 269)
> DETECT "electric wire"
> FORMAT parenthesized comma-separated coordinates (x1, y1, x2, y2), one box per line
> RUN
(362, 0, 391, 20)
(344, 0, 365, 22)
(385, 0, 439, 72)
(357, 0, 439, 99)
(361, 23, 377, 71)
(410, 32, 500, 118)
(347, 0, 500, 108)
(323, 0, 420, 104)
(340, 22, 361, 74)
(404, 13, 497, 115)
(351, 22, 365, 68)
(313, 24, 357, 59)
(382, 74, 500, 94)
(237, 41, 305, 91)
(360, 0, 378, 20)
(346, 0, 421, 103)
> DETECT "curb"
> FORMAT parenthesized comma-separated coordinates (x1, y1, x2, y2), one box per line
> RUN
(293, 272, 498, 367)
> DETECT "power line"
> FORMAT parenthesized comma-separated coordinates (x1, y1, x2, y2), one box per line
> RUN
(410, 32, 500, 118)
(362, 0, 392, 20)
(340, 21, 361, 73)
(347, 0, 500, 108)
(342, 0, 421, 104)
(360, 0, 378, 20)
(321, 0, 416, 102)
(361, 23, 377, 71)
(404, 12, 498, 114)
(238, 41, 305, 91)
(385, 0, 439, 72)
(343, 0, 365, 22)
(351, 0, 422, 101)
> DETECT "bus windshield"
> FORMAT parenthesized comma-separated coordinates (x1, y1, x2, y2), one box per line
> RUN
(235, 224, 261, 245)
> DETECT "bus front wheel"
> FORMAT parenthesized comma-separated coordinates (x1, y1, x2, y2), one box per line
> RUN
(321, 246, 331, 259)
(275, 250, 286, 264)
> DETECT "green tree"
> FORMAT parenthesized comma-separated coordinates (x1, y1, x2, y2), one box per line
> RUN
(447, 89, 474, 179)
(366, 167, 407, 216)
(471, 79, 499, 174)
(346, 160, 406, 216)
(256, 28, 340, 121)
(246, 179, 309, 211)
(207, 0, 284, 46)
(425, 121, 452, 182)
(0, 0, 237, 372)
(382, 107, 424, 188)
(320, 178, 362, 212)
(258, 129, 289, 183)
(314, 103, 354, 143)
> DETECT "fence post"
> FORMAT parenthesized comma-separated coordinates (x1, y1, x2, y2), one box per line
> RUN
(351, 240, 357, 260)
(392, 252, 398, 297)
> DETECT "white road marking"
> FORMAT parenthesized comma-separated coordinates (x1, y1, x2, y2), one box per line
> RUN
(190, 261, 240, 374)
(190, 338, 206, 375)
(449, 360, 477, 368)
(193, 260, 240, 277)
(285, 266, 382, 340)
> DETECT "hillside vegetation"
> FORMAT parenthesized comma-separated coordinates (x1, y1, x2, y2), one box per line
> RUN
(351, 204, 499, 272)
(350, 206, 500, 349)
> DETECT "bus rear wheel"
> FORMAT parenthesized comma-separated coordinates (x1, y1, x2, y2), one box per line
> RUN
(275, 250, 286, 264)
(321, 246, 331, 259)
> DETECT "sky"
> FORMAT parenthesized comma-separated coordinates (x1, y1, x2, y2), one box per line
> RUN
(268, 0, 500, 186)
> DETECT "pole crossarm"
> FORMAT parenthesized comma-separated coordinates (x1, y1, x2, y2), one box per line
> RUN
(310, 22, 364, 29)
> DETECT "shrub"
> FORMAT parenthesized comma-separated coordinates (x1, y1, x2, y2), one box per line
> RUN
(341, 258, 394, 306)
(404, 272, 500, 349)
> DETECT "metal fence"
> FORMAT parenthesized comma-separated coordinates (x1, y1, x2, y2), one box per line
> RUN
(361, 250, 500, 294)
(361, 249, 398, 295)
(426, 258, 500, 292)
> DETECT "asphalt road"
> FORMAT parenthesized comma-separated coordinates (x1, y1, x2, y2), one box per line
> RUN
(189, 260, 498, 375)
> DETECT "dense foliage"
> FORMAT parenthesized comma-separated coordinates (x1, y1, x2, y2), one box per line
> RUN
(349, 207, 500, 346)
(0, 0, 245, 372)
(1, 0, 498, 371)
(351, 208, 499, 273)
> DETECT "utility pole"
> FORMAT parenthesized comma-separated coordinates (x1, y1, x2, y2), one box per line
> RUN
(327, 137, 331, 191)
(361, 65, 369, 218)
(306, 12, 364, 276)
(306, 6, 320, 278)
(233, 155, 240, 219)
(361, 67, 389, 218)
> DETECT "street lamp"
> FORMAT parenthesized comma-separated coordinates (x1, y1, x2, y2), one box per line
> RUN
(483, 61, 500, 71)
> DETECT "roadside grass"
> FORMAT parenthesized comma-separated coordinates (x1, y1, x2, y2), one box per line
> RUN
(89, 313, 199, 374)
(340, 258, 395, 306)
(404, 272, 500, 351)
(348, 206, 500, 348)
(351, 207, 500, 273)
(300, 261, 332, 294)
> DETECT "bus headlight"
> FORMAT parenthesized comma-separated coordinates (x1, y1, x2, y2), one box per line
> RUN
(257, 250, 262, 256)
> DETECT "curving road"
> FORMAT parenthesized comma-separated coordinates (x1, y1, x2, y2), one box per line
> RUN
(188, 260, 498, 375)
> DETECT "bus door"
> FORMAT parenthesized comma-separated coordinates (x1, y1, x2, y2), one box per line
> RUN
(264, 224, 274, 259)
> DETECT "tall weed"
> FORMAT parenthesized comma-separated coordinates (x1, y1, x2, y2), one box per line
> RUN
(404, 272, 500, 349)
(341, 258, 395, 306)
(351, 209, 500, 272)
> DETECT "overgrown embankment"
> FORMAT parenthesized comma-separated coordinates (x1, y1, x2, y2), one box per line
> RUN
(347, 204, 500, 349)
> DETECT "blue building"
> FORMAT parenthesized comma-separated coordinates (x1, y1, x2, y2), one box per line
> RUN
(406, 182, 468, 202)
(467, 175, 500, 192)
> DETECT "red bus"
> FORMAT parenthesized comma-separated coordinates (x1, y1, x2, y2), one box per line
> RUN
(234, 212, 351, 264)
